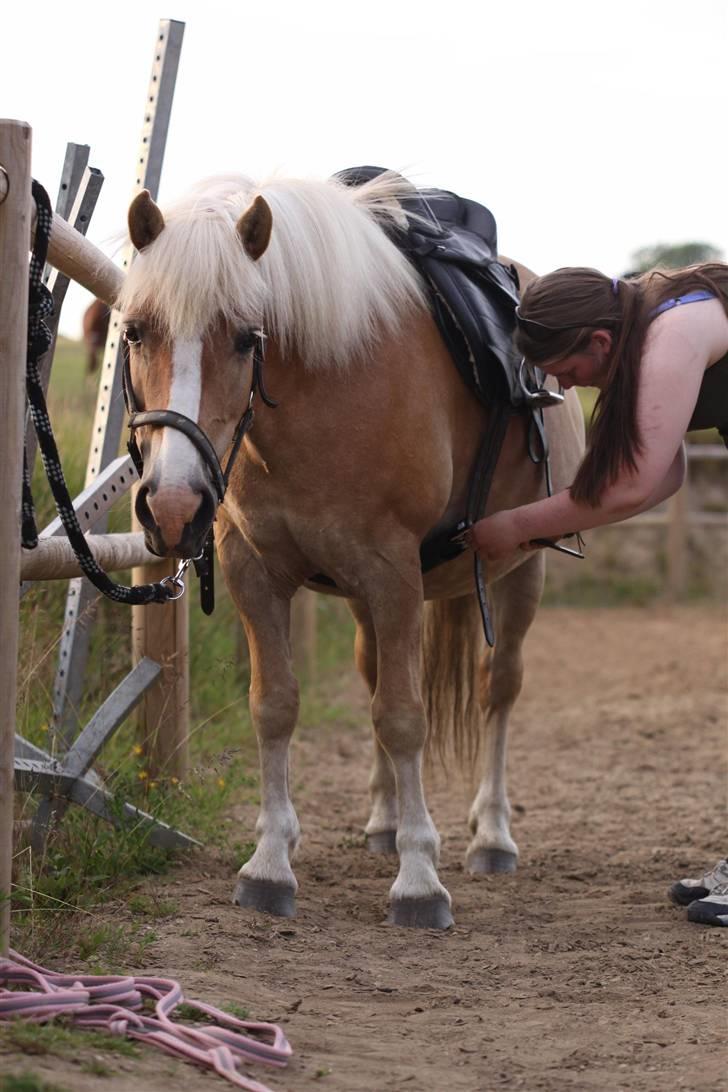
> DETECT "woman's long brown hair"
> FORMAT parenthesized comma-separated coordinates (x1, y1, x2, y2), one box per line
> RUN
(515, 263, 728, 506)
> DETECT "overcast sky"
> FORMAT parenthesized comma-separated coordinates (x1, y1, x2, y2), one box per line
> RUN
(4, 0, 727, 337)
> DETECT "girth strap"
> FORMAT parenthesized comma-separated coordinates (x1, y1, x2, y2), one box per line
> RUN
(465, 403, 513, 647)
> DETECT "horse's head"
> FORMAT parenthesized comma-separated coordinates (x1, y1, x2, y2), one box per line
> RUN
(120, 188, 273, 558)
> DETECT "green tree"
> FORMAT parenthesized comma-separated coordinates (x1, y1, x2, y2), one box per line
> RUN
(629, 241, 723, 273)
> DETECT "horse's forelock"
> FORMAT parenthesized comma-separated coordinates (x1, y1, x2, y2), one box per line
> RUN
(117, 174, 427, 365)
(118, 195, 267, 340)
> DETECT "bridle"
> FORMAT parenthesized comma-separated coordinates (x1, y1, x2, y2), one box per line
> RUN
(121, 330, 277, 504)
(121, 329, 278, 611)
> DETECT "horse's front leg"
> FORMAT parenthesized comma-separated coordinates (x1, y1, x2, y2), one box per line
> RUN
(348, 598, 398, 854)
(220, 537, 301, 916)
(366, 576, 453, 928)
(234, 595, 300, 915)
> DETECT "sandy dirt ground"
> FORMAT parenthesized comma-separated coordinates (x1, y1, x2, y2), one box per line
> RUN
(3, 606, 727, 1092)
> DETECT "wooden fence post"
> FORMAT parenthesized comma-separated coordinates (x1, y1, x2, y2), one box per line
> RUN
(131, 543, 190, 781)
(667, 478, 688, 599)
(0, 119, 31, 955)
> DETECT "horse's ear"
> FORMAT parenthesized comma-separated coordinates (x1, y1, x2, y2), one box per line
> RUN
(128, 190, 165, 251)
(237, 196, 272, 262)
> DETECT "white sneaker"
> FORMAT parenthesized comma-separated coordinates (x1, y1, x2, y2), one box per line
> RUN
(668, 858, 728, 906)
(686, 880, 728, 927)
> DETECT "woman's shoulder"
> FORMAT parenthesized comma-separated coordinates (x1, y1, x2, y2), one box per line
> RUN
(647, 296, 728, 368)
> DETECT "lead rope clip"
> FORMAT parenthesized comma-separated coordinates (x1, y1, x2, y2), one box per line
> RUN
(159, 551, 203, 601)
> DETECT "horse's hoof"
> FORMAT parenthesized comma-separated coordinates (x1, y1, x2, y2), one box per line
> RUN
(466, 848, 518, 875)
(233, 877, 296, 917)
(366, 830, 398, 855)
(388, 895, 454, 929)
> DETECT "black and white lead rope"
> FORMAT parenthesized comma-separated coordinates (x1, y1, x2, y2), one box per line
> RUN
(22, 181, 187, 605)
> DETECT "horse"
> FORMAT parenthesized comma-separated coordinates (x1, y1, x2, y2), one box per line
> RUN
(81, 297, 110, 373)
(117, 172, 585, 929)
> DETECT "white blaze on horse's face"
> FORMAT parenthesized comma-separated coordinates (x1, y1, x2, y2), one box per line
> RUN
(129, 328, 218, 560)
(157, 336, 204, 487)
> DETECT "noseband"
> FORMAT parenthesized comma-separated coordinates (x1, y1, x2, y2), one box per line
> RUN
(121, 333, 277, 503)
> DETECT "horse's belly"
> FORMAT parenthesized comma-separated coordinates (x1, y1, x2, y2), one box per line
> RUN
(422, 550, 529, 599)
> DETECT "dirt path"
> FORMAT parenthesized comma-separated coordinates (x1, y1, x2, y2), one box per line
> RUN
(3, 606, 727, 1092)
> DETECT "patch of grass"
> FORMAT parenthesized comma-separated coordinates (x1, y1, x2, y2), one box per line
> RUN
(127, 892, 179, 918)
(173, 1002, 206, 1021)
(223, 1001, 250, 1020)
(79, 1058, 113, 1076)
(0, 1075, 70, 1092)
(173, 1000, 250, 1023)
(75, 922, 158, 971)
(0, 1021, 139, 1061)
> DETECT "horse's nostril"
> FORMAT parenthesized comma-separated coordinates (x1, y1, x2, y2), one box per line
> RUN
(135, 483, 156, 531)
(190, 488, 216, 540)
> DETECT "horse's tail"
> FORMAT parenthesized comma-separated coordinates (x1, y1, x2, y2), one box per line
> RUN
(422, 593, 486, 766)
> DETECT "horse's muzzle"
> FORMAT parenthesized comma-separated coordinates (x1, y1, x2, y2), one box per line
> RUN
(135, 480, 216, 559)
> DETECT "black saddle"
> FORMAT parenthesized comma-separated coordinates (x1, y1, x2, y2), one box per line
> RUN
(336, 165, 526, 407)
(318, 167, 568, 644)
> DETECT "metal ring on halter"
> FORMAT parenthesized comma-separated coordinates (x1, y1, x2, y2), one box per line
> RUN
(518, 358, 565, 408)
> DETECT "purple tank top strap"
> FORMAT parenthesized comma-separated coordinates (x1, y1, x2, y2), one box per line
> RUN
(650, 289, 716, 318)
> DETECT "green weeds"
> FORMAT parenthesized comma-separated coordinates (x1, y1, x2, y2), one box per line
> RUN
(0, 1076, 70, 1092)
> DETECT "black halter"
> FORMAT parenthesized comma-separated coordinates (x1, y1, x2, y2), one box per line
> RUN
(122, 333, 277, 502)
(121, 332, 277, 614)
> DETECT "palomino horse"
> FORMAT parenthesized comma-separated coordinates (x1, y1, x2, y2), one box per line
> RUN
(118, 173, 585, 929)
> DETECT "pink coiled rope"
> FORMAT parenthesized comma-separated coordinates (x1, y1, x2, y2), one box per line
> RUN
(0, 949, 292, 1091)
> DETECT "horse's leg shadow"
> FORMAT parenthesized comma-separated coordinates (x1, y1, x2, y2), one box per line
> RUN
(466, 551, 545, 875)
(348, 598, 398, 855)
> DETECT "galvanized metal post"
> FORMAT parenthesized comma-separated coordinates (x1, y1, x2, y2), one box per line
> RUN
(53, 19, 185, 742)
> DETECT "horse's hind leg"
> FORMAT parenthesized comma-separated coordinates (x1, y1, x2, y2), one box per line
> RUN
(466, 551, 545, 875)
(348, 598, 398, 854)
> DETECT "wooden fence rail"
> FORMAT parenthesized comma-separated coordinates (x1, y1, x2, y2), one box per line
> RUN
(628, 443, 727, 598)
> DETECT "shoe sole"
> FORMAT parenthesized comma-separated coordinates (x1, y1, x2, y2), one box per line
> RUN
(687, 900, 728, 926)
(669, 881, 709, 907)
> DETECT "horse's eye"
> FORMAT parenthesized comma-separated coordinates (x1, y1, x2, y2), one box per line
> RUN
(124, 324, 142, 346)
(233, 330, 256, 355)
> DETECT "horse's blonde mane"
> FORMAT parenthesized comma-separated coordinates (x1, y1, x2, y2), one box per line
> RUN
(117, 172, 428, 369)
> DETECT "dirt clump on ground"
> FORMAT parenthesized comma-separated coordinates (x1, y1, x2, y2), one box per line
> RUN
(2, 606, 726, 1092)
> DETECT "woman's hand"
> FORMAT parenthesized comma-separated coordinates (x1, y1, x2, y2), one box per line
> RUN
(467, 510, 536, 563)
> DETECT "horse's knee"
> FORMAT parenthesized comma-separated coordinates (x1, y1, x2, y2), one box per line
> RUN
(250, 680, 299, 739)
(372, 700, 427, 756)
(487, 647, 525, 710)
